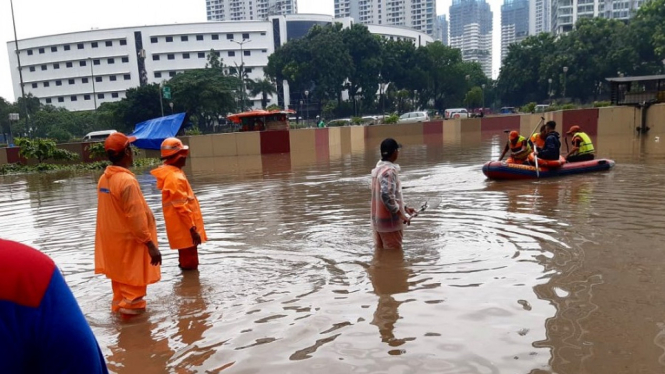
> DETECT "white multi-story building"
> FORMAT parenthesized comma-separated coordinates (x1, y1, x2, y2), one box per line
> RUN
(552, 0, 646, 34)
(334, 0, 438, 37)
(206, 0, 297, 21)
(449, 0, 493, 77)
(6, 15, 433, 112)
(529, 0, 551, 35)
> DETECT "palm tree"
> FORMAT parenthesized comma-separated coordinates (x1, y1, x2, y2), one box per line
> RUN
(250, 77, 278, 109)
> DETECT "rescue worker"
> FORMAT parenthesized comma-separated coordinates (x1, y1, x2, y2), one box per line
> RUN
(151, 137, 207, 271)
(499, 131, 532, 164)
(371, 138, 418, 251)
(535, 120, 561, 160)
(565, 125, 595, 162)
(1, 239, 109, 373)
(95, 132, 162, 316)
(529, 125, 547, 149)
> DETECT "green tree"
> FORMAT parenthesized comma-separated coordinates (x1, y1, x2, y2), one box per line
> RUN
(15, 137, 78, 163)
(464, 87, 484, 108)
(341, 24, 383, 112)
(249, 77, 278, 109)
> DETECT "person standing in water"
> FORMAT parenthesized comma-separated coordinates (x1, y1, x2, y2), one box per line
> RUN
(151, 138, 207, 270)
(370, 138, 418, 250)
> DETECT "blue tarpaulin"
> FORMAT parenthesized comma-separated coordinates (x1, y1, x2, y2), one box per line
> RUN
(129, 113, 187, 150)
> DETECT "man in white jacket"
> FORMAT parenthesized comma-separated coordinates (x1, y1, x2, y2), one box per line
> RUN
(370, 138, 418, 250)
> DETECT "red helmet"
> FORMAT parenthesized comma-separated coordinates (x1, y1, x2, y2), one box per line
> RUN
(160, 137, 189, 161)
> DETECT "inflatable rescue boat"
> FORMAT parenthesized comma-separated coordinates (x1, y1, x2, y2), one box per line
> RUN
(483, 158, 615, 180)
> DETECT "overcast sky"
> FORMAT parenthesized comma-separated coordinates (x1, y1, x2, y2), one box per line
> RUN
(0, 0, 502, 102)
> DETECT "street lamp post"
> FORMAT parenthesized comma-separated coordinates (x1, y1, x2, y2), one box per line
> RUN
(169, 102, 174, 114)
(299, 100, 303, 125)
(304, 90, 309, 127)
(10, 0, 29, 132)
(562, 66, 568, 100)
(89, 58, 98, 110)
(232, 39, 252, 110)
(548, 78, 553, 102)
(481, 83, 486, 109)
(379, 73, 385, 121)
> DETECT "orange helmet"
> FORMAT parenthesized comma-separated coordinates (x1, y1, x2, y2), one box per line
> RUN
(566, 125, 581, 135)
(160, 137, 189, 160)
(509, 131, 519, 140)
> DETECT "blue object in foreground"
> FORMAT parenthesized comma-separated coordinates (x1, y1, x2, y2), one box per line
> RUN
(129, 113, 187, 150)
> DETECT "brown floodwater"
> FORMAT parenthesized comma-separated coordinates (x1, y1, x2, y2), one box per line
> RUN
(2, 131, 665, 374)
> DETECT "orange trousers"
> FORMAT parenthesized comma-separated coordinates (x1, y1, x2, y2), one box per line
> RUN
(111, 281, 147, 314)
(178, 247, 199, 270)
(373, 230, 404, 250)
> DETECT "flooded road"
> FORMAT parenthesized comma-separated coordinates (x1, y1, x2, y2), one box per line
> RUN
(2, 131, 665, 373)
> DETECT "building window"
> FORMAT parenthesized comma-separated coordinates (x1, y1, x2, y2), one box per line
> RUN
(31, 83, 38, 88)
(27, 49, 33, 55)
(56, 80, 62, 86)
(123, 74, 130, 80)
(45, 98, 52, 104)
(154, 72, 162, 78)
(39, 48, 45, 54)
(152, 54, 160, 61)
(120, 39, 127, 46)
(244, 50, 250, 56)
(169, 71, 176, 77)
(84, 95, 91, 100)
(110, 75, 117, 81)
(198, 52, 205, 58)
(93, 59, 100, 65)
(181, 35, 188, 42)
(58, 97, 64, 103)
(151, 37, 158, 43)
(95, 76, 102, 82)
(262, 49, 267, 53)
(245, 68, 253, 73)
(82, 77, 89, 83)
(261, 32, 266, 36)
(242, 33, 250, 39)
(41, 65, 47, 71)
(105, 41, 113, 47)
(112, 92, 119, 98)
(80, 60, 86, 67)
(212, 34, 219, 40)
(92, 42, 98, 48)
(167, 54, 175, 60)
(183, 53, 190, 59)
(77, 43, 84, 49)
(53, 63, 60, 69)
(66, 62, 73, 68)
(44, 82, 50, 87)
(51, 46, 57, 52)
(98, 93, 104, 99)
(166, 36, 173, 42)
(196, 34, 204, 41)
(29, 66, 35, 72)
(107, 58, 115, 64)
(228, 51, 235, 57)
(121, 57, 129, 63)
(227, 34, 234, 40)
(71, 95, 77, 101)
(68, 79, 75, 85)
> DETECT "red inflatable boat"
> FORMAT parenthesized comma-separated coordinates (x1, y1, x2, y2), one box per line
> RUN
(482, 158, 615, 180)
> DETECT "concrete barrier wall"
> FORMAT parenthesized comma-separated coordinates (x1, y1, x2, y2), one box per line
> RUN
(597, 106, 638, 137)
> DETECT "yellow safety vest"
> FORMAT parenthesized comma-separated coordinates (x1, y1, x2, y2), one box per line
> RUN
(572, 132, 594, 155)
(510, 136, 532, 160)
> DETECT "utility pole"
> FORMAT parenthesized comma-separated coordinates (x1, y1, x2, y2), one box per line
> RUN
(232, 39, 251, 111)
(10, 0, 28, 133)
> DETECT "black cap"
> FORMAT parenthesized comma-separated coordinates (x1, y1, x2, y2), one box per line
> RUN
(380, 138, 402, 157)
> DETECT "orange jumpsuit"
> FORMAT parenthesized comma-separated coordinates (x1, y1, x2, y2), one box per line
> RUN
(95, 166, 161, 313)
(150, 165, 207, 269)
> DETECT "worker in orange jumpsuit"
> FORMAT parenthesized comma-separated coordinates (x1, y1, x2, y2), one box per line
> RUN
(151, 137, 207, 270)
(95, 133, 162, 315)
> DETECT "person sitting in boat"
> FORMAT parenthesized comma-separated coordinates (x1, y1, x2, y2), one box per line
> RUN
(499, 131, 531, 164)
(529, 125, 547, 149)
(535, 121, 561, 160)
(565, 125, 595, 162)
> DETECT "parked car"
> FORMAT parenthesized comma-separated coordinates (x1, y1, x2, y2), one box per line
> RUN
(83, 130, 116, 142)
(535, 104, 550, 113)
(499, 107, 518, 114)
(397, 111, 430, 124)
(444, 108, 470, 119)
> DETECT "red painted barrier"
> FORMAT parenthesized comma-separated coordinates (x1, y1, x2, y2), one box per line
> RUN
(562, 109, 599, 136)
(6, 147, 23, 164)
(480, 115, 520, 132)
(423, 121, 443, 136)
(260, 130, 290, 154)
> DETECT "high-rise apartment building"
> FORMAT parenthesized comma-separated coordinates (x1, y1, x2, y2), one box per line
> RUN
(530, 0, 550, 34)
(552, 0, 647, 34)
(449, 0, 493, 77)
(436, 15, 449, 45)
(206, 0, 296, 21)
(334, 0, 437, 37)
(501, 0, 529, 62)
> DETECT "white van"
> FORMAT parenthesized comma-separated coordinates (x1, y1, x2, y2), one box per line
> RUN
(83, 130, 117, 142)
(444, 108, 469, 119)
(535, 104, 550, 113)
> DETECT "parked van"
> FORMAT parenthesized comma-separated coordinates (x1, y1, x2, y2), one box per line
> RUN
(444, 108, 470, 119)
(535, 104, 550, 113)
(83, 130, 117, 142)
(397, 111, 430, 124)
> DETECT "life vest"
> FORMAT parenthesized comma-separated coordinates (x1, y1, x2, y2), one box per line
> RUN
(510, 136, 531, 160)
(370, 161, 404, 233)
(572, 132, 594, 155)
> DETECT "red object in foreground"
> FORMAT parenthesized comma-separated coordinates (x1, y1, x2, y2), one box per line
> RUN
(482, 158, 615, 180)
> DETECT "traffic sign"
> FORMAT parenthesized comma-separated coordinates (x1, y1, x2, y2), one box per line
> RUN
(162, 86, 171, 100)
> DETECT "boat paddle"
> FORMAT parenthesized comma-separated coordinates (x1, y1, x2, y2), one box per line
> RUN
(531, 117, 545, 179)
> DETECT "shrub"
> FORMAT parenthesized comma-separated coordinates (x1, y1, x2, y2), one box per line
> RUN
(16, 137, 79, 163)
(520, 102, 537, 113)
(593, 101, 612, 108)
(185, 126, 202, 136)
(351, 117, 364, 125)
(383, 114, 399, 124)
